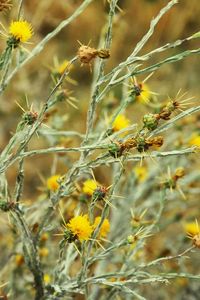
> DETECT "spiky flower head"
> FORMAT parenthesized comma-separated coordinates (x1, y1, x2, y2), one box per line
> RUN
(135, 83, 152, 104)
(134, 165, 148, 182)
(186, 220, 200, 249)
(82, 179, 98, 196)
(55, 60, 73, 75)
(47, 175, 61, 192)
(15, 254, 24, 266)
(44, 274, 51, 284)
(93, 216, 110, 238)
(188, 133, 200, 147)
(39, 247, 49, 258)
(0, 0, 12, 12)
(67, 215, 93, 242)
(184, 222, 199, 236)
(9, 20, 33, 43)
(112, 114, 130, 132)
(78, 45, 98, 64)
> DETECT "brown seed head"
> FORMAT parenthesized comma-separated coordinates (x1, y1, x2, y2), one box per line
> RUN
(123, 138, 137, 150)
(147, 136, 164, 147)
(0, 0, 12, 12)
(78, 45, 98, 64)
(97, 49, 110, 59)
(193, 233, 200, 248)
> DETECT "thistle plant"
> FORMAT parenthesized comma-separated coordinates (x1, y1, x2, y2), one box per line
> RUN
(0, 1, 200, 300)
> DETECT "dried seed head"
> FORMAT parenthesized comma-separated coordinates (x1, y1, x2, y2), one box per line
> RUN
(158, 108, 171, 120)
(92, 186, 108, 201)
(97, 49, 110, 59)
(162, 167, 185, 190)
(193, 234, 200, 248)
(159, 98, 180, 120)
(174, 167, 185, 179)
(78, 45, 98, 64)
(0, 0, 12, 13)
(123, 138, 137, 150)
(136, 136, 149, 153)
(108, 138, 137, 158)
(147, 136, 164, 148)
(78, 44, 110, 65)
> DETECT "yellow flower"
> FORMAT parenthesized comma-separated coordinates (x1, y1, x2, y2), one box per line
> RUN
(44, 274, 51, 284)
(56, 60, 72, 75)
(15, 254, 24, 266)
(112, 114, 130, 132)
(175, 278, 188, 287)
(39, 247, 49, 257)
(134, 165, 148, 182)
(82, 179, 98, 196)
(136, 83, 151, 104)
(9, 20, 33, 43)
(40, 233, 49, 242)
(67, 215, 93, 242)
(188, 133, 200, 147)
(47, 175, 61, 192)
(184, 222, 199, 236)
(93, 216, 110, 238)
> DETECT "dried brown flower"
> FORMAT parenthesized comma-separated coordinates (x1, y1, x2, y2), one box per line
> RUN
(0, 0, 12, 13)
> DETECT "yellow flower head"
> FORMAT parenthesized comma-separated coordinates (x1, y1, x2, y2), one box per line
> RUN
(67, 215, 93, 242)
(136, 83, 151, 104)
(112, 114, 130, 132)
(134, 165, 148, 182)
(188, 133, 200, 147)
(9, 20, 33, 43)
(82, 179, 98, 196)
(47, 175, 60, 192)
(93, 216, 110, 238)
(40, 233, 49, 242)
(39, 247, 49, 257)
(44, 274, 51, 284)
(56, 60, 72, 75)
(184, 222, 200, 236)
(15, 254, 24, 266)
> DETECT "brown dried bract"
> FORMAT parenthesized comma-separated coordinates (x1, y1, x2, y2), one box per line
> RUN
(78, 45, 98, 64)
(0, 0, 12, 12)
(193, 234, 200, 248)
(78, 43, 110, 66)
